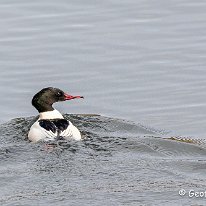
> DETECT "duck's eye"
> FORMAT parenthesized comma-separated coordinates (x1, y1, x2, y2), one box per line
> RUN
(57, 91, 63, 97)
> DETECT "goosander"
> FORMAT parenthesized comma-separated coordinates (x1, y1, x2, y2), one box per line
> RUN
(28, 87, 83, 143)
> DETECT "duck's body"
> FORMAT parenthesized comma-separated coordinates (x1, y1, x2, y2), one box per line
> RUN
(28, 110, 81, 142)
(28, 87, 83, 143)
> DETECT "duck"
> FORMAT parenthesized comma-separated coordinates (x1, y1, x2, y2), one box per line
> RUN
(28, 87, 83, 142)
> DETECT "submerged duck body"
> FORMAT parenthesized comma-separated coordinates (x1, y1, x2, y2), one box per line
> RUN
(28, 87, 83, 143)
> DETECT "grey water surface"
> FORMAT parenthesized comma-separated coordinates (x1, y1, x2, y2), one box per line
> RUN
(1, 0, 206, 205)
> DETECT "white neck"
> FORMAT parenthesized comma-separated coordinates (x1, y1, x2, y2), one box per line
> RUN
(39, 109, 64, 119)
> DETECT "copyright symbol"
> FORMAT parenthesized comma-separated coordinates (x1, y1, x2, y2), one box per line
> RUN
(179, 189, 186, 196)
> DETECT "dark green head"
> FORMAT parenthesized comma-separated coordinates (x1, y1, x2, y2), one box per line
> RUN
(32, 87, 83, 113)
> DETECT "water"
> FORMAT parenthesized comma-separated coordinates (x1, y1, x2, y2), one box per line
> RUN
(1, 115, 206, 205)
(0, 0, 206, 205)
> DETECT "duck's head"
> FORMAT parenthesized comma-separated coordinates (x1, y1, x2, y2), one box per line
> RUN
(32, 87, 83, 113)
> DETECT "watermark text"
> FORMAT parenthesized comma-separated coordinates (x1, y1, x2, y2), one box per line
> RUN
(179, 189, 206, 198)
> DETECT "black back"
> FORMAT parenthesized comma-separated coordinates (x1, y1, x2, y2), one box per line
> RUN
(39, 119, 69, 134)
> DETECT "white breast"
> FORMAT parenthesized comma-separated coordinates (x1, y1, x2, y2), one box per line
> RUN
(39, 109, 64, 119)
